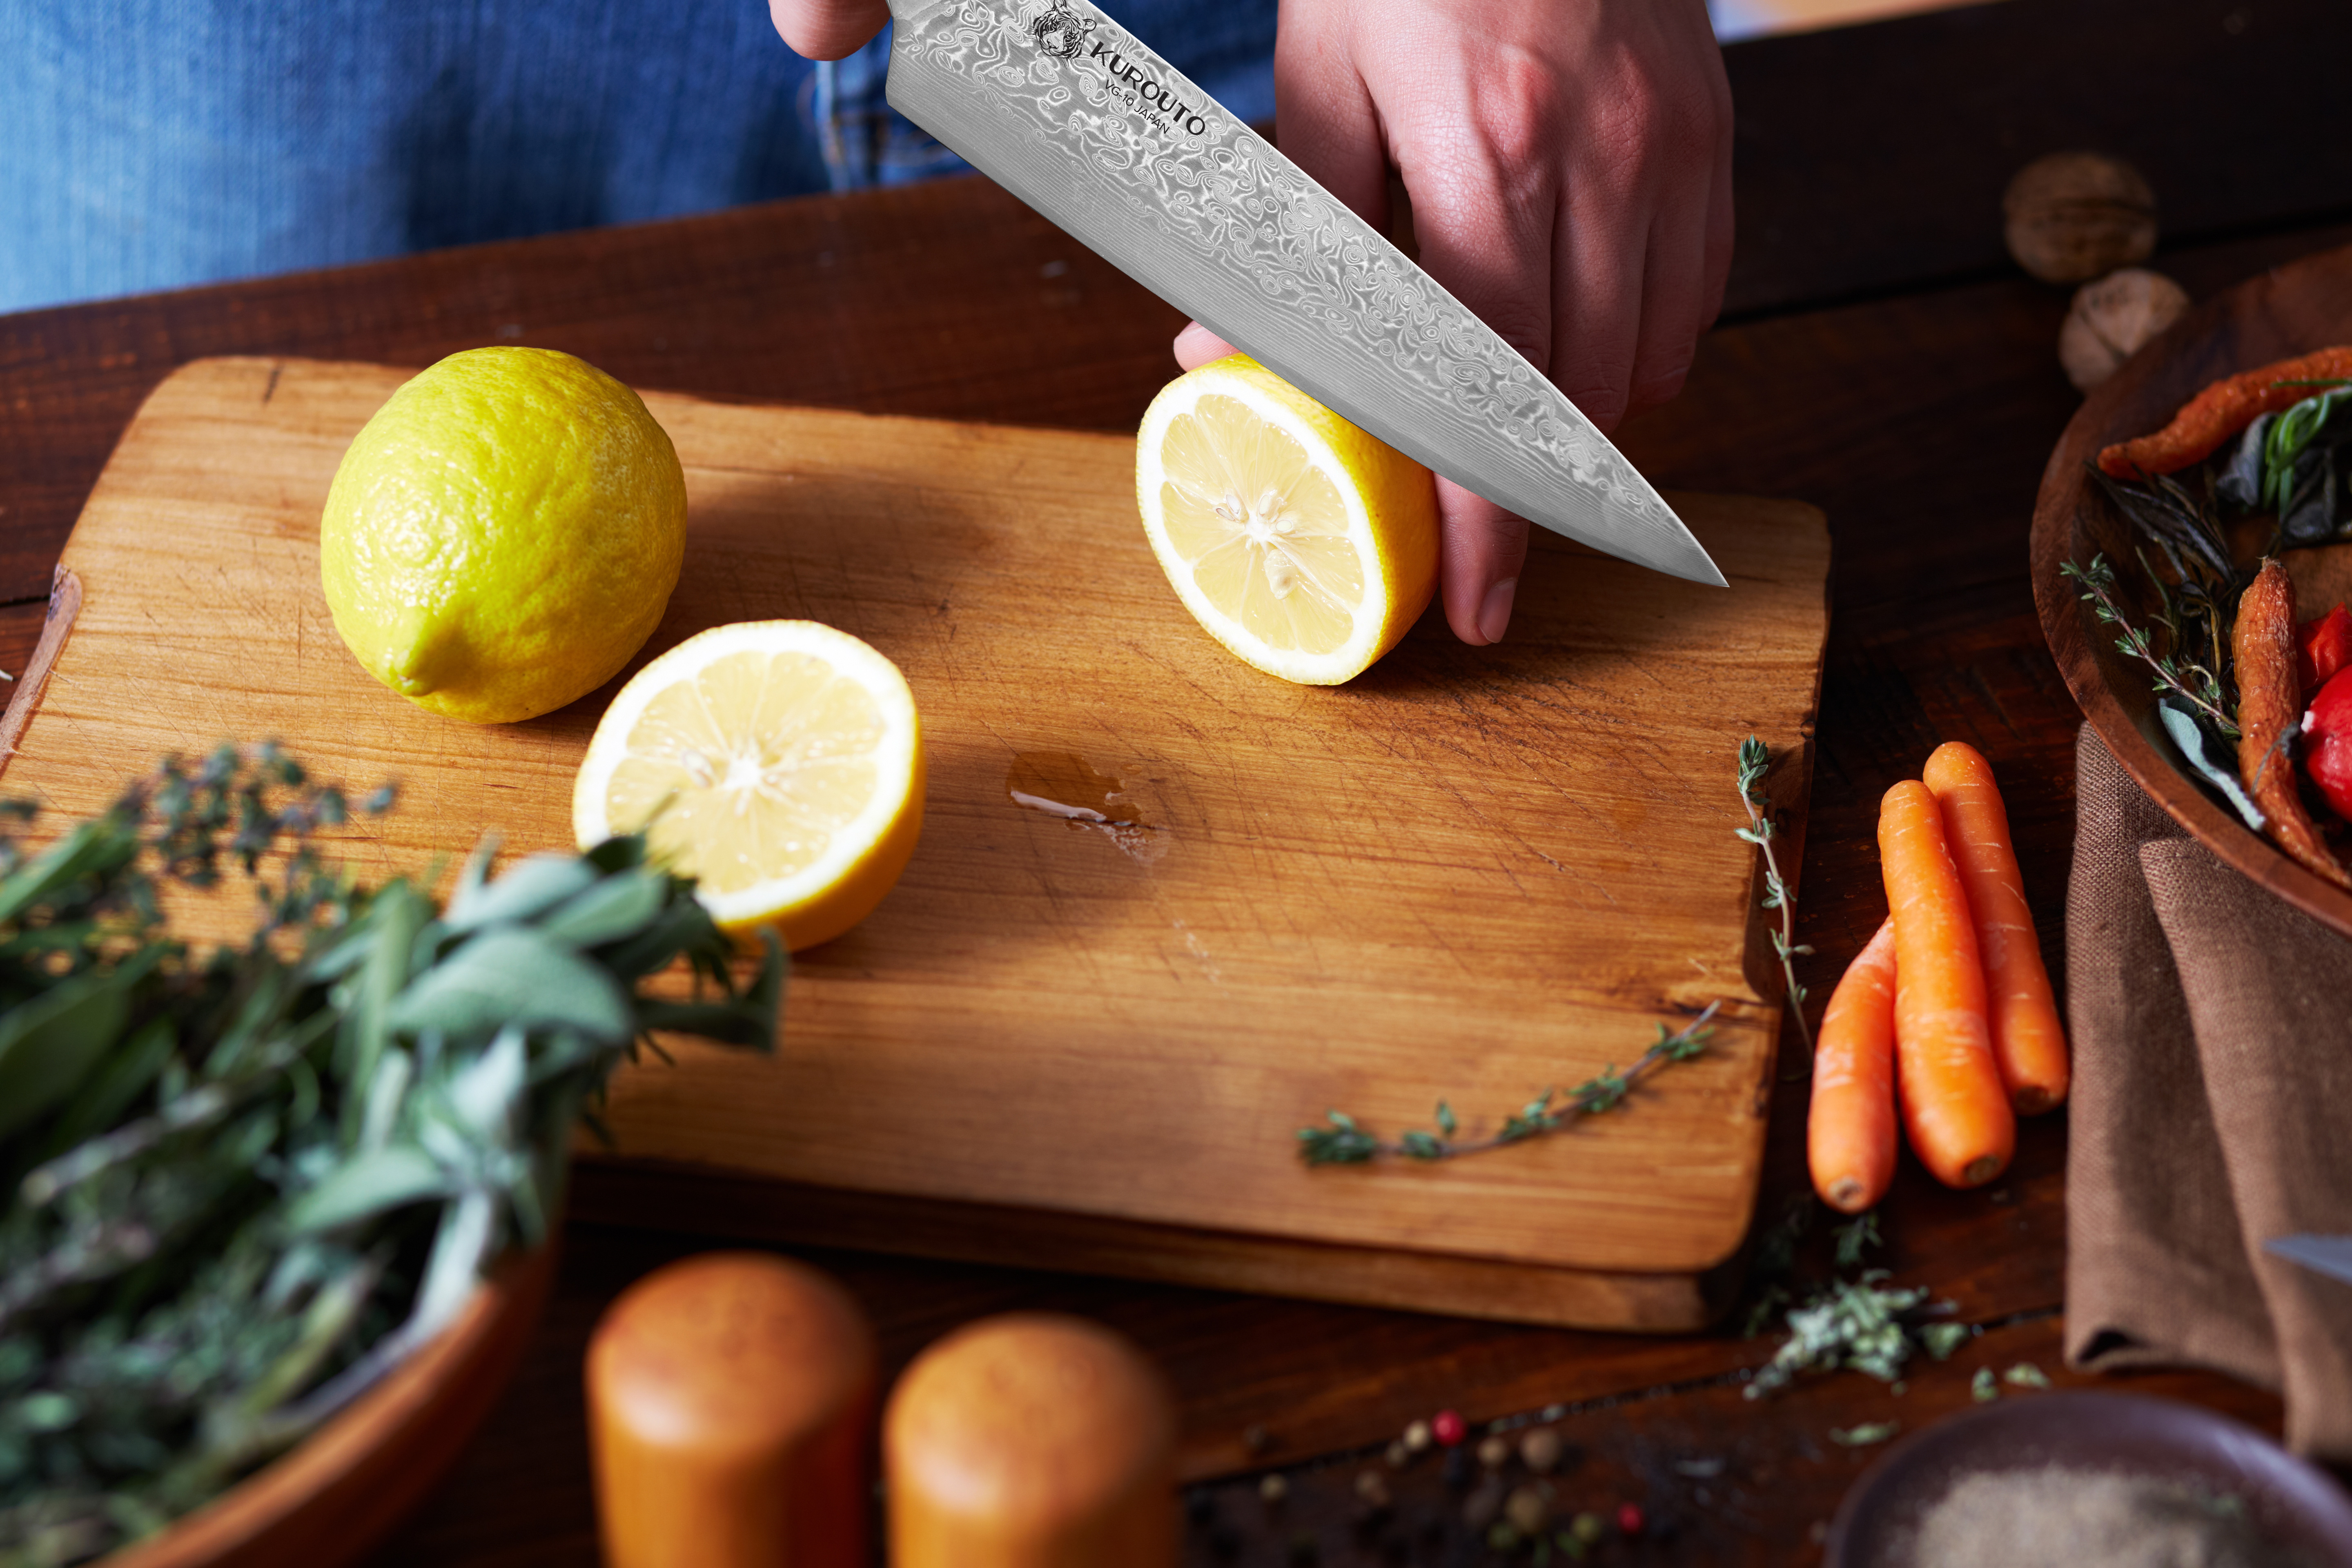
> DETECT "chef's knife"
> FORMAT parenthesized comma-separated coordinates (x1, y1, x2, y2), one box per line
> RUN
(2267, 1234, 2352, 1289)
(880, 0, 1727, 587)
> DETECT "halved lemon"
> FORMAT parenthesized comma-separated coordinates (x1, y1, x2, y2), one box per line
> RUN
(572, 621, 924, 951)
(1136, 354, 1439, 684)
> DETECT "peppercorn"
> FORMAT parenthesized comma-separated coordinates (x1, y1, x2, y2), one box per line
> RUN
(1431, 1409, 1468, 1447)
(1504, 1485, 1551, 1536)
(1354, 1470, 1392, 1511)
(1402, 1418, 1432, 1453)
(1520, 1429, 1563, 1474)
(1259, 1473, 1289, 1505)
(1477, 1435, 1511, 1470)
(1617, 1501, 1646, 1535)
(1570, 1510, 1605, 1545)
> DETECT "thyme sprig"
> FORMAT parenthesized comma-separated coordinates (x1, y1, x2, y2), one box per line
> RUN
(2062, 553, 2239, 736)
(1296, 1005, 1719, 1165)
(1737, 736, 1813, 1055)
(1296, 737, 1818, 1167)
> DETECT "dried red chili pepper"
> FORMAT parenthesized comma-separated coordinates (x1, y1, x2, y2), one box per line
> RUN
(2096, 345, 2352, 479)
(2234, 561, 2352, 889)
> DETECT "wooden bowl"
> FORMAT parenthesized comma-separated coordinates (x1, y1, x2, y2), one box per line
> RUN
(99, 1245, 557, 1568)
(2030, 239, 2352, 938)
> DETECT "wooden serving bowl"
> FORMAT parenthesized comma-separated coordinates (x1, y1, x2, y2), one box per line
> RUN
(99, 1245, 557, 1568)
(2030, 239, 2352, 939)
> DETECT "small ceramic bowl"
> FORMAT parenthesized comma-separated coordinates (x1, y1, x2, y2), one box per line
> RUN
(1826, 1390, 2352, 1567)
(98, 1245, 556, 1568)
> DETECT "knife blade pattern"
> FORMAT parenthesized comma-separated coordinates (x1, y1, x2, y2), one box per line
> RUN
(886, 0, 1715, 580)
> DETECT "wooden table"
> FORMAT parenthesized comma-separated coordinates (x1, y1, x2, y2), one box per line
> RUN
(5, 0, 2350, 1559)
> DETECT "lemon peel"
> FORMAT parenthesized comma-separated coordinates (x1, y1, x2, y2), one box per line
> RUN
(320, 346, 687, 725)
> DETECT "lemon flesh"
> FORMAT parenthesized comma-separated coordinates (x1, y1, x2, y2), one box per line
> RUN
(1136, 354, 1439, 684)
(573, 621, 924, 951)
(320, 347, 688, 725)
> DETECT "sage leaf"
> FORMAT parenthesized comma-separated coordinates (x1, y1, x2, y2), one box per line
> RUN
(285, 1146, 452, 1233)
(0, 950, 153, 1140)
(446, 1027, 528, 1143)
(2156, 699, 2265, 831)
(387, 927, 632, 1045)
(444, 853, 600, 933)
(537, 868, 669, 947)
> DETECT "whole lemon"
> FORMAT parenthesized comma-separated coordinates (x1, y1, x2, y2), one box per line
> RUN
(320, 347, 688, 725)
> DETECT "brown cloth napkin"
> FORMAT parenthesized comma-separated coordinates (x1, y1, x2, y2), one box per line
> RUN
(2065, 725, 2352, 1457)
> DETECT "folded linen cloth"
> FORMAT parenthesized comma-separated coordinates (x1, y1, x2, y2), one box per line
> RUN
(2065, 725, 2352, 1457)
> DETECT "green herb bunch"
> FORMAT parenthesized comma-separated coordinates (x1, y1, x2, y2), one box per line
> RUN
(0, 745, 782, 1566)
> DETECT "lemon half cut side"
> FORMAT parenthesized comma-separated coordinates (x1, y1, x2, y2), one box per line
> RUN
(572, 621, 924, 951)
(1136, 354, 1439, 685)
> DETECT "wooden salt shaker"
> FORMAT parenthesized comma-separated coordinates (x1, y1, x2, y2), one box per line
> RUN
(884, 1313, 1177, 1567)
(587, 1252, 877, 1568)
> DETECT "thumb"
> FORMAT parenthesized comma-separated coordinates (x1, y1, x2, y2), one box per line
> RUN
(1173, 321, 1237, 371)
(770, 0, 891, 60)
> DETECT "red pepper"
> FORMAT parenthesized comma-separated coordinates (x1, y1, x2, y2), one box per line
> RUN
(2305, 667, 2352, 822)
(2296, 605, 2352, 696)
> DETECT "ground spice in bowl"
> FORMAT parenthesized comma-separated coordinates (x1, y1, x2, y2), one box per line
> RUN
(1907, 1466, 2301, 1568)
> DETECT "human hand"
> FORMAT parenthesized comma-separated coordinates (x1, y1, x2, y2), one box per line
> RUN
(1177, 0, 1733, 645)
(768, 0, 890, 60)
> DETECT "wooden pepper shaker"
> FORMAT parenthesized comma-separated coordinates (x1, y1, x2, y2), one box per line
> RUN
(884, 1313, 1177, 1568)
(587, 1252, 877, 1568)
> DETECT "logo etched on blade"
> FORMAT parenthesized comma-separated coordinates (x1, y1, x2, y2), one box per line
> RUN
(1027, 0, 1094, 60)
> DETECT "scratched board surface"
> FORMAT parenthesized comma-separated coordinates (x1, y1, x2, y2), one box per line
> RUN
(1, 359, 1831, 1328)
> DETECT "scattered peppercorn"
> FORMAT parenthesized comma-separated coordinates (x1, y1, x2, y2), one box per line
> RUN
(1521, 1429, 1564, 1474)
(1385, 1439, 1410, 1469)
(1432, 1410, 1468, 1446)
(1477, 1435, 1511, 1469)
(1570, 1511, 1606, 1545)
(1617, 1501, 1645, 1535)
(1403, 1418, 1433, 1454)
(1506, 1486, 1552, 1535)
(1354, 1470, 1392, 1510)
(1259, 1473, 1290, 1505)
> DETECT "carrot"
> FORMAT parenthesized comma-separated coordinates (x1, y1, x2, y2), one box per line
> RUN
(2096, 345, 2352, 479)
(1922, 743, 2070, 1115)
(1808, 918, 1899, 1214)
(1878, 780, 2013, 1189)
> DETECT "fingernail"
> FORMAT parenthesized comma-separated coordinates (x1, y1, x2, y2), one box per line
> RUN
(1477, 577, 1517, 644)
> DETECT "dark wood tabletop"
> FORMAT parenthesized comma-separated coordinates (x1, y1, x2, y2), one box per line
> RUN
(5, 0, 2351, 1561)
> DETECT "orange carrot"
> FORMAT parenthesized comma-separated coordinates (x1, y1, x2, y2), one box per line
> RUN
(1922, 743, 2070, 1115)
(2096, 345, 2352, 479)
(1809, 918, 1899, 1214)
(1879, 780, 2014, 1189)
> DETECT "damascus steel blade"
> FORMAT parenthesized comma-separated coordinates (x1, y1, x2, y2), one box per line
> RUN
(881, 0, 1724, 586)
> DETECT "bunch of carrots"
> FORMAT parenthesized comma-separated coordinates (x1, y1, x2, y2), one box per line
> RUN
(1808, 742, 2069, 1213)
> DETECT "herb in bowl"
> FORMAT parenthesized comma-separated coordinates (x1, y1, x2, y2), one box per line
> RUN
(0, 744, 781, 1565)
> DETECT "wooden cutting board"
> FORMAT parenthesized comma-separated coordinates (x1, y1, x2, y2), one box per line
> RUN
(1, 357, 1831, 1330)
